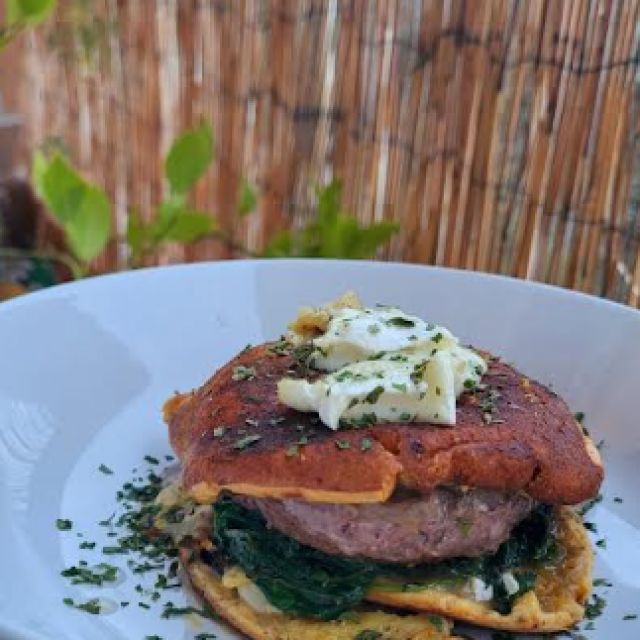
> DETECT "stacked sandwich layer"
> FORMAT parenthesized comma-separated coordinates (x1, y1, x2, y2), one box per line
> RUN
(162, 295, 603, 638)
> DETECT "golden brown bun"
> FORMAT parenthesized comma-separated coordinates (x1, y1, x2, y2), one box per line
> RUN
(166, 344, 603, 505)
(368, 507, 593, 633)
(181, 550, 455, 640)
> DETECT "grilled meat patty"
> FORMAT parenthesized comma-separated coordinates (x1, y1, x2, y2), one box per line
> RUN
(240, 487, 535, 563)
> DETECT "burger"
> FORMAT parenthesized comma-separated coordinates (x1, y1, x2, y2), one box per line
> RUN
(158, 293, 603, 639)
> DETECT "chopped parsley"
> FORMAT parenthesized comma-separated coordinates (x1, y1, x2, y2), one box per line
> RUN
(79, 541, 96, 549)
(367, 324, 381, 334)
(195, 635, 218, 640)
(360, 438, 373, 452)
(233, 435, 262, 450)
(624, 614, 638, 620)
(63, 597, 102, 614)
(392, 382, 407, 392)
(578, 492, 602, 516)
(98, 464, 114, 475)
(61, 563, 118, 586)
(593, 578, 612, 587)
(335, 440, 351, 450)
(56, 519, 73, 531)
(614, 497, 623, 503)
(385, 317, 415, 328)
(144, 455, 160, 465)
(463, 378, 476, 389)
(399, 412, 412, 421)
(585, 593, 607, 619)
(232, 366, 256, 381)
(161, 602, 215, 620)
(98, 512, 116, 527)
(365, 385, 384, 404)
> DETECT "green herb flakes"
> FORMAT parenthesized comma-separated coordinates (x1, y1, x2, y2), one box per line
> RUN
(367, 324, 381, 334)
(392, 382, 407, 392)
(61, 563, 118, 586)
(360, 438, 373, 452)
(63, 597, 102, 615)
(286, 444, 299, 458)
(624, 614, 638, 620)
(144, 455, 160, 465)
(385, 317, 415, 328)
(56, 519, 73, 531)
(593, 578, 612, 587)
(585, 593, 607, 619)
(232, 365, 256, 381)
(161, 602, 211, 619)
(233, 435, 262, 450)
(365, 385, 384, 404)
(79, 541, 96, 549)
(98, 464, 114, 475)
(335, 440, 351, 450)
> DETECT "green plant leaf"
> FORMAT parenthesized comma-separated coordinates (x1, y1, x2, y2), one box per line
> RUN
(162, 211, 216, 243)
(316, 180, 342, 224)
(237, 178, 258, 217)
(126, 209, 146, 262)
(261, 179, 398, 260)
(32, 151, 111, 264)
(7, 0, 56, 25)
(262, 230, 294, 257)
(63, 186, 111, 263)
(165, 123, 214, 196)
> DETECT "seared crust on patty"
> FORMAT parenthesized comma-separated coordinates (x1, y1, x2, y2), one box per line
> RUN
(166, 343, 603, 505)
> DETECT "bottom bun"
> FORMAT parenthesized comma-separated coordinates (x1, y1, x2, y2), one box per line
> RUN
(368, 507, 593, 633)
(182, 551, 455, 640)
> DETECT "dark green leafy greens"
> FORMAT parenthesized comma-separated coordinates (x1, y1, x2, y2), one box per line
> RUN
(211, 499, 558, 620)
(213, 498, 379, 620)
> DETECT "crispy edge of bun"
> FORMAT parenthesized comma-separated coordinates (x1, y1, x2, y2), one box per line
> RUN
(165, 348, 604, 506)
(367, 508, 593, 633)
(180, 551, 456, 640)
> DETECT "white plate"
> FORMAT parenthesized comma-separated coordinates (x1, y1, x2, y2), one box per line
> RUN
(1, 260, 639, 640)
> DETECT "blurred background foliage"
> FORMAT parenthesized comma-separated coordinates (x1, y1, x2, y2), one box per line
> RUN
(0, 0, 638, 305)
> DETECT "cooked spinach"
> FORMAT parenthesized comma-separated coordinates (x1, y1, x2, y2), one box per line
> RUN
(213, 498, 379, 620)
(212, 498, 557, 620)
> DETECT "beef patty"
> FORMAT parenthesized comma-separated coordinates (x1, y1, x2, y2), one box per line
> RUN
(240, 487, 535, 563)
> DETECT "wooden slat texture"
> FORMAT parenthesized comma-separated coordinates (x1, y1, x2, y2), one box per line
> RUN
(2, 0, 638, 306)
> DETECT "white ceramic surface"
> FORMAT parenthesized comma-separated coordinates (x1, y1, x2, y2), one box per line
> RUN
(1, 260, 639, 640)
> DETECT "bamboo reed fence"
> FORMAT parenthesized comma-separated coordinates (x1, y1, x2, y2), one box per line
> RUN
(2, 0, 639, 306)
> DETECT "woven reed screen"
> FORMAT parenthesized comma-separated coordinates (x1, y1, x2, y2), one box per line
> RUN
(6, 0, 640, 306)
